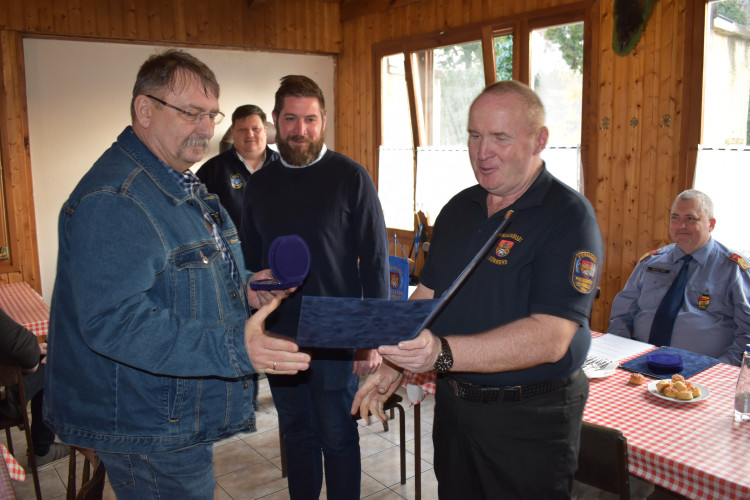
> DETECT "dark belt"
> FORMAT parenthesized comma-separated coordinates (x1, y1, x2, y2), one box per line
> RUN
(446, 370, 581, 403)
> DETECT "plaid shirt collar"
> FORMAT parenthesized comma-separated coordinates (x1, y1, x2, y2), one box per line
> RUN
(163, 163, 241, 286)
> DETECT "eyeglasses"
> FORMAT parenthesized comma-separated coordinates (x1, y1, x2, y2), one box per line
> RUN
(146, 95, 225, 125)
(670, 215, 706, 224)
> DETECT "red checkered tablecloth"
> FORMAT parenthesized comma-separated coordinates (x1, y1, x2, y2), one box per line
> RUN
(401, 332, 750, 500)
(402, 369, 436, 397)
(1, 442, 25, 481)
(0, 282, 49, 337)
(585, 359, 748, 499)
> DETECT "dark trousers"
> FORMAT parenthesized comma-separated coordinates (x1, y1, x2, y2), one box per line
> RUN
(0, 366, 55, 456)
(269, 350, 360, 500)
(433, 371, 589, 500)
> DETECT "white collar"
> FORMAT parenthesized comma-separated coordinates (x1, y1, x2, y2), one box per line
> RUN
(235, 149, 266, 174)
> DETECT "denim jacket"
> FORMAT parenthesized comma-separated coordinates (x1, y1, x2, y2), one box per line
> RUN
(44, 127, 258, 454)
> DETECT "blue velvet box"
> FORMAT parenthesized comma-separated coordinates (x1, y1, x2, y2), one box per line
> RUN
(250, 235, 311, 290)
(647, 353, 684, 374)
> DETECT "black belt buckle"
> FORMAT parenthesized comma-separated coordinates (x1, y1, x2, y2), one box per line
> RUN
(479, 386, 500, 403)
(503, 385, 523, 401)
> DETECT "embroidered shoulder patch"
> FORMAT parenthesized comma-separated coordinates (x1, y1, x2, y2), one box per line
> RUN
(571, 251, 599, 294)
(639, 249, 659, 262)
(729, 253, 750, 271)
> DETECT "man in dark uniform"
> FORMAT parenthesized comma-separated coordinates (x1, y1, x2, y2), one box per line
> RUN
(196, 104, 279, 228)
(354, 80, 604, 499)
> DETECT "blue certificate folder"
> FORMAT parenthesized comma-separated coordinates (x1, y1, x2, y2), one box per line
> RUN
(296, 296, 441, 348)
(296, 211, 514, 349)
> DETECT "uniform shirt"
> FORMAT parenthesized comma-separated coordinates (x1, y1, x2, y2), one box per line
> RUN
(420, 166, 604, 386)
(195, 145, 279, 229)
(608, 238, 750, 365)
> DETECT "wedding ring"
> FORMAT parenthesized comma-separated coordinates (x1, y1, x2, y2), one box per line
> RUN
(273, 361, 277, 371)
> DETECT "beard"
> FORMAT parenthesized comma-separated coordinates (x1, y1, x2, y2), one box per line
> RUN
(276, 133, 325, 166)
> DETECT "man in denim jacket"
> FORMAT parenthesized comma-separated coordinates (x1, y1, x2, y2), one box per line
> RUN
(44, 49, 310, 500)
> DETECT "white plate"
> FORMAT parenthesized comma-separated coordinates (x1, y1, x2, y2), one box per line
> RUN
(584, 365, 618, 379)
(647, 380, 710, 403)
(583, 359, 619, 379)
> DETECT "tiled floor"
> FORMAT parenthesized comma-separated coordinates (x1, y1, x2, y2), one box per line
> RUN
(3, 377, 438, 499)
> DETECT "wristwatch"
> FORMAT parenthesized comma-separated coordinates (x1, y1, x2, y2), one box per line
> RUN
(433, 337, 453, 373)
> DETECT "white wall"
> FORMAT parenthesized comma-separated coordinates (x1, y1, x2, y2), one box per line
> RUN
(23, 38, 335, 302)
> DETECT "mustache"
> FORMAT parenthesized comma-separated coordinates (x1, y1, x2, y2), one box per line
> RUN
(288, 135, 312, 144)
(182, 137, 209, 148)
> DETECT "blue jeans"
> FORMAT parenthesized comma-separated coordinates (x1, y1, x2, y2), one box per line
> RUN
(97, 444, 214, 499)
(269, 350, 360, 500)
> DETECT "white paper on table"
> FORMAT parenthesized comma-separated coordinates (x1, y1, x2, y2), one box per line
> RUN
(587, 333, 653, 362)
(582, 334, 653, 378)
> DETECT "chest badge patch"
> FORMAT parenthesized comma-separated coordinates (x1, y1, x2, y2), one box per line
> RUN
(230, 174, 243, 190)
(698, 292, 710, 310)
(571, 251, 598, 294)
(495, 240, 515, 257)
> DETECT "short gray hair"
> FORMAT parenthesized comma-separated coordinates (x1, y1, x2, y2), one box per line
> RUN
(477, 80, 546, 133)
(675, 189, 714, 218)
(131, 49, 220, 123)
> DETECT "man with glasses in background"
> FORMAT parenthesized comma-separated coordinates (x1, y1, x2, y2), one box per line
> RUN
(44, 49, 310, 499)
(609, 189, 750, 365)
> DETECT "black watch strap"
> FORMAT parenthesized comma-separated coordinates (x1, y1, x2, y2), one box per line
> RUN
(433, 336, 454, 373)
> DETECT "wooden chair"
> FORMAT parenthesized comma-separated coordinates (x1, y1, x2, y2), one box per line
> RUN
(0, 362, 42, 500)
(575, 421, 630, 500)
(278, 392, 407, 485)
(66, 447, 106, 500)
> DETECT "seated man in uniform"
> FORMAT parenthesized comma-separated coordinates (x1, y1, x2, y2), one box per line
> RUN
(609, 189, 750, 365)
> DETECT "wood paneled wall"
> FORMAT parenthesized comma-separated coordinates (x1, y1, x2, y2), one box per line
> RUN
(0, 0, 703, 333)
(591, 0, 702, 331)
(0, 30, 39, 288)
